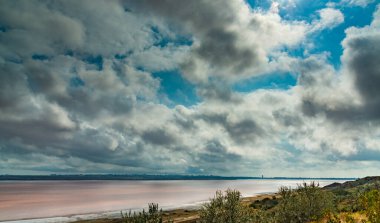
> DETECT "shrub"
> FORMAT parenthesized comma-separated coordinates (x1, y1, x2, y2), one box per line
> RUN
(250, 197, 278, 210)
(249, 209, 276, 223)
(360, 189, 380, 223)
(121, 203, 165, 223)
(275, 182, 335, 223)
(199, 189, 252, 223)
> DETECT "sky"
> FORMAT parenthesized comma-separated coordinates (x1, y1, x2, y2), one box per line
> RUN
(0, 0, 380, 177)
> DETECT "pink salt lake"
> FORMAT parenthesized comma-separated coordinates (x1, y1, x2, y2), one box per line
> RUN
(0, 179, 346, 222)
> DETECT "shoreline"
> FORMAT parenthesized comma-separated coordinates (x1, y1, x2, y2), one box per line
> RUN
(1, 193, 276, 223)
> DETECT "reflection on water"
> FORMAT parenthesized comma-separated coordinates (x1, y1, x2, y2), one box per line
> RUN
(0, 179, 345, 221)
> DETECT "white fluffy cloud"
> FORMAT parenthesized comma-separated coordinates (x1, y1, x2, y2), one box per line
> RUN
(310, 8, 345, 32)
(1, 0, 380, 177)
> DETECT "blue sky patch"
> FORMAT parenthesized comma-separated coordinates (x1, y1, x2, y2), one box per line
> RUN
(70, 77, 85, 88)
(83, 55, 103, 70)
(152, 70, 199, 107)
(233, 72, 297, 92)
(309, 3, 377, 68)
(245, 0, 272, 10)
(151, 26, 193, 48)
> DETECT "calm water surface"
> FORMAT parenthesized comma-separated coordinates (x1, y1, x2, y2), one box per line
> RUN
(0, 179, 346, 222)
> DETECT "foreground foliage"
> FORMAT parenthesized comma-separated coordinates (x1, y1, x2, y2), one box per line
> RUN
(360, 189, 380, 223)
(198, 182, 380, 223)
(199, 182, 335, 223)
(121, 203, 166, 223)
(275, 182, 334, 223)
(199, 189, 252, 223)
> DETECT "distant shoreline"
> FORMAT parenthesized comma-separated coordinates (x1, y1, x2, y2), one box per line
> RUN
(0, 174, 356, 181)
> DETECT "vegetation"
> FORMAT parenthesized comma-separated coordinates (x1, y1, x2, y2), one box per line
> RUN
(76, 177, 380, 223)
(121, 203, 167, 223)
(250, 196, 278, 210)
(274, 182, 334, 223)
(198, 179, 380, 223)
(198, 182, 335, 223)
(360, 189, 380, 223)
(199, 189, 252, 223)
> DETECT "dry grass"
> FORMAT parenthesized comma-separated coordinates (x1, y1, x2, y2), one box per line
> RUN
(310, 212, 367, 223)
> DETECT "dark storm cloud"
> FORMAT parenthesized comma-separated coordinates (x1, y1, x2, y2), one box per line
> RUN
(347, 36, 380, 102)
(197, 140, 241, 163)
(300, 98, 324, 117)
(226, 119, 263, 143)
(0, 119, 73, 147)
(196, 112, 263, 144)
(24, 60, 67, 98)
(141, 128, 178, 146)
(193, 28, 257, 73)
(0, 115, 159, 169)
(0, 0, 84, 58)
(187, 139, 246, 175)
(344, 32, 380, 119)
(272, 109, 303, 127)
(0, 63, 28, 108)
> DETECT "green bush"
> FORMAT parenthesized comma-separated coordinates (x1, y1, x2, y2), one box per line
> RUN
(360, 189, 380, 223)
(250, 197, 278, 210)
(199, 189, 252, 223)
(275, 182, 335, 223)
(249, 209, 276, 223)
(121, 203, 166, 223)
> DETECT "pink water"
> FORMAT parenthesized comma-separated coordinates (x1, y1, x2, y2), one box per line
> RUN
(0, 179, 345, 221)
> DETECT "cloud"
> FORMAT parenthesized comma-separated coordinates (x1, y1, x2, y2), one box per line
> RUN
(128, 0, 308, 83)
(297, 5, 380, 123)
(284, 6, 380, 159)
(0, 0, 84, 58)
(342, 7, 380, 117)
(128, 44, 190, 72)
(341, 0, 375, 7)
(310, 8, 345, 32)
(141, 128, 178, 146)
(1, 0, 380, 177)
